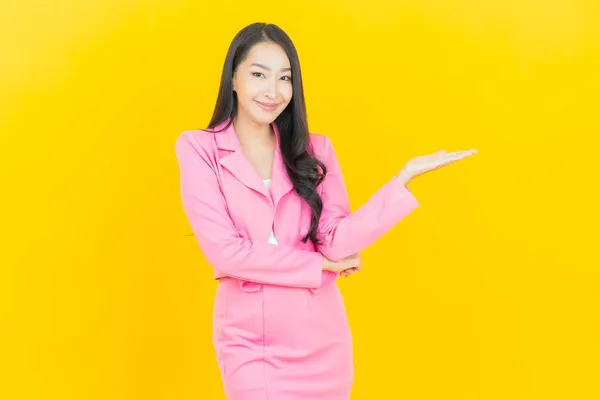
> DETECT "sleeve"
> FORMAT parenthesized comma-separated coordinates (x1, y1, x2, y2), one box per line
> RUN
(316, 135, 420, 261)
(174, 132, 324, 289)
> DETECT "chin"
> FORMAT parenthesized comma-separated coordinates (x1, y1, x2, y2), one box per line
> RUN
(250, 111, 281, 125)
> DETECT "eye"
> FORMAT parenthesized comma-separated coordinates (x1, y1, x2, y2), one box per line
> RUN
(281, 76, 292, 82)
(252, 72, 265, 78)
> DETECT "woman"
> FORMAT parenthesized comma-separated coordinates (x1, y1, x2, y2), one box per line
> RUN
(175, 22, 477, 400)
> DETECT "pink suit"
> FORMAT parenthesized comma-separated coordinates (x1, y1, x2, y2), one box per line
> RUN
(175, 120, 420, 399)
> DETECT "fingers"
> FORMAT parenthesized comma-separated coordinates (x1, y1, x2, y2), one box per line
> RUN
(340, 266, 361, 277)
(434, 149, 477, 156)
(435, 149, 478, 167)
(332, 253, 362, 275)
(445, 149, 478, 158)
(453, 149, 478, 158)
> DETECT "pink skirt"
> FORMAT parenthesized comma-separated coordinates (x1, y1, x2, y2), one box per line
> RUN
(212, 276, 354, 399)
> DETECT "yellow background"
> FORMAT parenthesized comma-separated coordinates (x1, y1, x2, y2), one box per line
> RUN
(1, 0, 599, 399)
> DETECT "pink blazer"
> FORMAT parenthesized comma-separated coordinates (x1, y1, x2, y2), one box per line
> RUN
(175, 120, 420, 291)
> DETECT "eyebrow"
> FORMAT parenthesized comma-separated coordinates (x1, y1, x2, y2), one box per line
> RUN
(251, 63, 292, 72)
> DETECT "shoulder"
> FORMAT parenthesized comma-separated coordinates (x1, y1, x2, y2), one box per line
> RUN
(309, 132, 337, 162)
(174, 129, 217, 160)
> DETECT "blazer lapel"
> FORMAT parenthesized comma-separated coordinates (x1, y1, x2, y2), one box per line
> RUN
(215, 121, 271, 199)
(214, 119, 295, 206)
(269, 123, 294, 207)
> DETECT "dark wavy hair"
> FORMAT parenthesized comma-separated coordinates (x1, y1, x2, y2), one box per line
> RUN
(207, 22, 326, 245)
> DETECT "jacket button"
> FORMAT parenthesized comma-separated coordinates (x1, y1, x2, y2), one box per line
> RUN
(238, 280, 262, 292)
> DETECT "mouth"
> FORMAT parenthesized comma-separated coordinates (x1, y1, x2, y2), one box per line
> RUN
(255, 100, 280, 112)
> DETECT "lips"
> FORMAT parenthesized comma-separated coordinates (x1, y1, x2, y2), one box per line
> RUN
(255, 100, 279, 112)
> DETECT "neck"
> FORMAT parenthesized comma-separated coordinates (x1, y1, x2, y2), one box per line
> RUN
(233, 114, 275, 147)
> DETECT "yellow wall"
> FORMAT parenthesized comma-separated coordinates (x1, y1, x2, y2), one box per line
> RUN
(2, 1, 599, 399)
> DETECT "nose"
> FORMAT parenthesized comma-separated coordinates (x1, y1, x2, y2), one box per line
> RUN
(264, 77, 277, 99)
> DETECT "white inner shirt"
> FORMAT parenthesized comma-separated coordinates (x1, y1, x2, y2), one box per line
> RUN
(262, 179, 279, 245)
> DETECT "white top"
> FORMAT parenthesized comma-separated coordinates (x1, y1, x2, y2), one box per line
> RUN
(262, 179, 279, 245)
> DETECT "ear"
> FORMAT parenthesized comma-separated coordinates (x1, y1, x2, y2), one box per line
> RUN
(232, 72, 237, 92)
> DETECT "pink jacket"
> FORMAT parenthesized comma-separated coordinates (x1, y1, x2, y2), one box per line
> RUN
(175, 120, 420, 291)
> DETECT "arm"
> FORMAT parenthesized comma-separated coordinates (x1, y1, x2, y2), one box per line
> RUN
(175, 132, 324, 289)
(316, 136, 420, 261)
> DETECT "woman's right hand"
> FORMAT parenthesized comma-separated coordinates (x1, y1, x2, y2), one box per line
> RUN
(322, 253, 361, 273)
(396, 149, 478, 185)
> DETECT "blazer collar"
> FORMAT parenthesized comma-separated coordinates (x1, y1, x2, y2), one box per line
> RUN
(214, 118, 294, 206)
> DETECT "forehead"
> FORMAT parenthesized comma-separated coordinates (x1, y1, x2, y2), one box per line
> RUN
(244, 42, 290, 68)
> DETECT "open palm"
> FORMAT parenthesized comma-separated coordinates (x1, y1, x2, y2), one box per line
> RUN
(398, 149, 478, 183)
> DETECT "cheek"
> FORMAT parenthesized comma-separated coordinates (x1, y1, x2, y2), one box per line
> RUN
(280, 84, 293, 104)
(239, 79, 262, 98)
(236, 82, 262, 109)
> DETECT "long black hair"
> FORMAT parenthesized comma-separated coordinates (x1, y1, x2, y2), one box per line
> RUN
(207, 22, 326, 245)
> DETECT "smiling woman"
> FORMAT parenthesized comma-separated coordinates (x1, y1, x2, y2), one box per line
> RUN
(175, 21, 473, 400)
(178, 24, 366, 399)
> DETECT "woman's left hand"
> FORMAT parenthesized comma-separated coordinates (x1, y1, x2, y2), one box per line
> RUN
(340, 265, 361, 278)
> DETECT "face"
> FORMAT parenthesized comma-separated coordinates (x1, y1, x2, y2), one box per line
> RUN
(232, 41, 293, 125)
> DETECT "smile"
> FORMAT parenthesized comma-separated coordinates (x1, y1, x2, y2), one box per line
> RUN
(255, 100, 279, 111)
